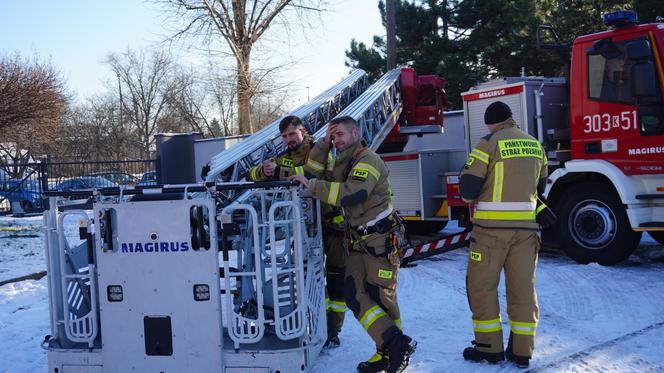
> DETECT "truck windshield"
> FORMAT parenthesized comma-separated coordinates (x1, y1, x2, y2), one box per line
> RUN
(587, 39, 636, 104)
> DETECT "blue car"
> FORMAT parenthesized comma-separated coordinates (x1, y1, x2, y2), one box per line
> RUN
(137, 171, 157, 186)
(0, 179, 42, 211)
(56, 176, 117, 192)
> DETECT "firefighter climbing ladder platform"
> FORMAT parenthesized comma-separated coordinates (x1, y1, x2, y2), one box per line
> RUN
(206, 70, 369, 184)
(207, 67, 470, 262)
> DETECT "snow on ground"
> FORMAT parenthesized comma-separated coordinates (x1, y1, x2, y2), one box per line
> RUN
(1, 215, 664, 372)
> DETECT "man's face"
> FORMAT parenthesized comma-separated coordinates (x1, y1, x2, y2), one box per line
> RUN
(281, 125, 306, 150)
(330, 123, 358, 152)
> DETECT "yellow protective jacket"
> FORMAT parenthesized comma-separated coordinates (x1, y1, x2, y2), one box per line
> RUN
(304, 140, 393, 230)
(247, 135, 313, 181)
(459, 118, 548, 230)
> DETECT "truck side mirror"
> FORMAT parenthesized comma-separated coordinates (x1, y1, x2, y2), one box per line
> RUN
(626, 38, 652, 60)
(631, 61, 658, 97)
(536, 25, 571, 61)
(626, 38, 658, 97)
(624, 38, 664, 135)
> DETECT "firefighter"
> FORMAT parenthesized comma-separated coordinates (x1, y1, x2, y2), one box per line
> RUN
(246, 115, 347, 349)
(292, 116, 416, 373)
(459, 101, 548, 368)
(246, 115, 312, 181)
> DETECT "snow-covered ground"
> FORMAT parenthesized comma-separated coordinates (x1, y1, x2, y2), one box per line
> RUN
(1, 214, 664, 373)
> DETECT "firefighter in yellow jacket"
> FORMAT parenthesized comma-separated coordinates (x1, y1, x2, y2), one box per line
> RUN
(246, 115, 312, 181)
(459, 101, 548, 368)
(292, 116, 415, 373)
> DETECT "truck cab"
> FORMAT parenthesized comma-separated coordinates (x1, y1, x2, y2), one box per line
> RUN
(569, 12, 664, 173)
(454, 11, 664, 265)
(545, 12, 664, 264)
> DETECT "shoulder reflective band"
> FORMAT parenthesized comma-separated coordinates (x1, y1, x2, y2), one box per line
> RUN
(473, 317, 502, 333)
(354, 162, 381, 180)
(492, 161, 504, 202)
(306, 159, 324, 172)
(360, 305, 388, 331)
(470, 149, 490, 164)
(510, 320, 537, 336)
(281, 158, 294, 167)
(328, 182, 340, 205)
(473, 210, 536, 221)
(498, 139, 543, 159)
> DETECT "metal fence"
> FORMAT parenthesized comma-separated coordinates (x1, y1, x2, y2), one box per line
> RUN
(0, 159, 156, 214)
(0, 162, 46, 213)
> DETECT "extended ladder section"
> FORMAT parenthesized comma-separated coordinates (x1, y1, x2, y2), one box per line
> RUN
(312, 68, 403, 150)
(206, 70, 369, 184)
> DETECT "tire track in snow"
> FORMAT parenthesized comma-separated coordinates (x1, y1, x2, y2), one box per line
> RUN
(526, 319, 664, 373)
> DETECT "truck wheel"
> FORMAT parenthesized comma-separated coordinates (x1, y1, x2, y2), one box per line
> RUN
(556, 183, 642, 265)
(649, 231, 664, 246)
(405, 221, 448, 235)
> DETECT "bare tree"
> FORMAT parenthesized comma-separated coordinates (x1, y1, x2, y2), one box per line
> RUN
(161, 0, 323, 134)
(165, 67, 216, 135)
(51, 95, 141, 162)
(107, 49, 176, 158)
(0, 54, 67, 177)
(209, 70, 238, 136)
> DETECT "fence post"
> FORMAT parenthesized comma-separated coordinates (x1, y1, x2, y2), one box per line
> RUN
(41, 156, 50, 210)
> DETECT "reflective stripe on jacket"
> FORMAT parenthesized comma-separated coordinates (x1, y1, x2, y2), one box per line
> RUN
(459, 118, 548, 230)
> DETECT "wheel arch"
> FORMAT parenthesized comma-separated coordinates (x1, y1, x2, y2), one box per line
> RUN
(547, 172, 621, 215)
(545, 160, 642, 206)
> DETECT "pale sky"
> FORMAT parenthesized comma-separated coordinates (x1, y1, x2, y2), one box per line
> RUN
(0, 0, 385, 106)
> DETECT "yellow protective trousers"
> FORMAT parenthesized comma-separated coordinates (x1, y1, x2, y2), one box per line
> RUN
(345, 251, 402, 348)
(466, 225, 540, 357)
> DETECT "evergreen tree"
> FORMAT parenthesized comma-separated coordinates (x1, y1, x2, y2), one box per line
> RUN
(345, 1, 664, 109)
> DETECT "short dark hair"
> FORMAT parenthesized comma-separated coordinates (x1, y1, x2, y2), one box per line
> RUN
(279, 115, 305, 133)
(329, 115, 357, 130)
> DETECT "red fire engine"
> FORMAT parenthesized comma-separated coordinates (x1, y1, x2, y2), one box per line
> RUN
(443, 11, 664, 265)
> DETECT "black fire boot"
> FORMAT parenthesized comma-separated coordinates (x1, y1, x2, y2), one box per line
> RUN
(323, 334, 340, 349)
(505, 333, 530, 368)
(462, 340, 505, 364)
(357, 349, 389, 373)
(384, 330, 417, 373)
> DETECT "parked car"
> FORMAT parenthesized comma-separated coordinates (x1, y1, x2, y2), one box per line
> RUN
(137, 171, 157, 186)
(56, 176, 117, 192)
(0, 179, 42, 211)
(85, 171, 137, 186)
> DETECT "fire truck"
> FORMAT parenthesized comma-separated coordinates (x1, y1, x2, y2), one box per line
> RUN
(444, 11, 664, 265)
